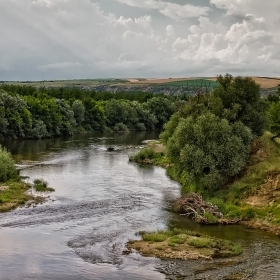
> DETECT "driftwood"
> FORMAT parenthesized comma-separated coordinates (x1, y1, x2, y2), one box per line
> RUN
(174, 193, 240, 225)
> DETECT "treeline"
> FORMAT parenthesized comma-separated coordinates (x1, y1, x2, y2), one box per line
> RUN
(0, 84, 188, 140)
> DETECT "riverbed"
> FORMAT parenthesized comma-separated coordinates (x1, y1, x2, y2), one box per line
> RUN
(1, 132, 280, 280)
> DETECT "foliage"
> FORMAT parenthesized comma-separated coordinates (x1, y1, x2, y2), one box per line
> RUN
(0, 84, 188, 139)
(129, 147, 167, 166)
(145, 97, 175, 129)
(72, 100, 85, 126)
(0, 145, 18, 182)
(113, 122, 129, 132)
(203, 212, 219, 223)
(213, 74, 267, 136)
(164, 112, 253, 191)
(33, 179, 54, 192)
(0, 90, 32, 139)
(269, 101, 280, 139)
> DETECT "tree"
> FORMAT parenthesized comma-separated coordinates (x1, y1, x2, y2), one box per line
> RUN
(0, 90, 32, 138)
(269, 101, 280, 140)
(72, 100, 85, 126)
(146, 97, 175, 129)
(164, 112, 253, 192)
(0, 145, 18, 182)
(213, 75, 267, 136)
(55, 99, 76, 135)
(83, 98, 105, 132)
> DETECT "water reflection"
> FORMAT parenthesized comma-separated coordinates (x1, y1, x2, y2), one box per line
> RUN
(0, 132, 176, 280)
(1, 132, 280, 280)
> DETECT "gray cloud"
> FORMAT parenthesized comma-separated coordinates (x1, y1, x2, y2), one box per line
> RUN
(0, 0, 279, 80)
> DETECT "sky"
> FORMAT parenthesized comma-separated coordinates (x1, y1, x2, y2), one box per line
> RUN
(1, 0, 280, 80)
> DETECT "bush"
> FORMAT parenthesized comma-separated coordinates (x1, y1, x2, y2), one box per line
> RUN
(203, 212, 219, 224)
(113, 122, 129, 132)
(0, 145, 18, 182)
(33, 179, 54, 192)
(164, 113, 253, 191)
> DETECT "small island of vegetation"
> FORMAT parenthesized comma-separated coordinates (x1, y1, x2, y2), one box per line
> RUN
(127, 228, 242, 260)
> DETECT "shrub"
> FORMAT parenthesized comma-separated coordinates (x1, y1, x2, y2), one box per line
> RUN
(33, 179, 54, 192)
(203, 212, 219, 224)
(113, 122, 129, 132)
(0, 145, 18, 182)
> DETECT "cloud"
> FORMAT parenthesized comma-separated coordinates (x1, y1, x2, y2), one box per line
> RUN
(0, 0, 280, 80)
(115, 0, 211, 20)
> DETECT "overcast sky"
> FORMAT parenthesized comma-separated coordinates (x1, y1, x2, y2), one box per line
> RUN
(1, 0, 280, 80)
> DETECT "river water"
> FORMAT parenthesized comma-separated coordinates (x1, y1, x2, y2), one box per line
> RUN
(1, 132, 280, 280)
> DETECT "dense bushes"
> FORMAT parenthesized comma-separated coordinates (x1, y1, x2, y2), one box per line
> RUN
(0, 145, 18, 182)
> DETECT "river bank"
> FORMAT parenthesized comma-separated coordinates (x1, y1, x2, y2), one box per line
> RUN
(130, 133, 280, 238)
(2, 132, 280, 279)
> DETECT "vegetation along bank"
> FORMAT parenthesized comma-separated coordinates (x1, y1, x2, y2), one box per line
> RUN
(130, 74, 280, 238)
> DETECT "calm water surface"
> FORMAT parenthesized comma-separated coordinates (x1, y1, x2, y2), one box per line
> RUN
(1, 132, 280, 280)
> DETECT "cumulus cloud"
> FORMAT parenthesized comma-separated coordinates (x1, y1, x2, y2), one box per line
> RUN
(0, 0, 279, 80)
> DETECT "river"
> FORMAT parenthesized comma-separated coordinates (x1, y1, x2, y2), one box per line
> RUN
(1, 132, 280, 280)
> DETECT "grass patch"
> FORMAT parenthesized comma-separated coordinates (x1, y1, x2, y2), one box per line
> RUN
(0, 180, 31, 212)
(33, 179, 55, 192)
(169, 234, 188, 244)
(187, 237, 212, 248)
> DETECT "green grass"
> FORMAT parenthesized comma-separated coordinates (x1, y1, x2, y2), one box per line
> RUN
(169, 234, 188, 244)
(187, 237, 212, 248)
(141, 230, 172, 242)
(0, 180, 31, 212)
(33, 179, 55, 192)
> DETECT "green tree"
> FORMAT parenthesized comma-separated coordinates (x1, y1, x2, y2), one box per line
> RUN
(0, 145, 18, 182)
(0, 90, 32, 138)
(269, 101, 280, 140)
(55, 99, 76, 135)
(72, 100, 85, 126)
(146, 97, 175, 129)
(83, 98, 105, 131)
(163, 112, 253, 192)
(213, 75, 267, 136)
